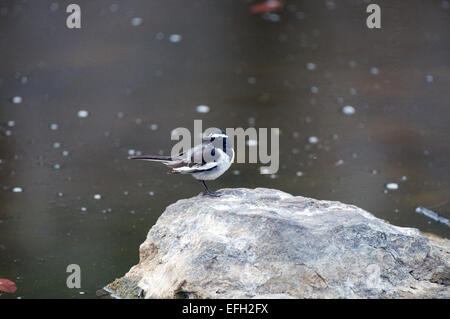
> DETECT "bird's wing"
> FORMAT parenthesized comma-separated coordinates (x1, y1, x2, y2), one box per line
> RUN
(168, 142, 221, 174)
(171, 161, 218, 174)
(170, 142, 216, 164)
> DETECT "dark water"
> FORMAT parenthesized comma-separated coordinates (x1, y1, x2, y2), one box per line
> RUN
(0, 0, 449, 298)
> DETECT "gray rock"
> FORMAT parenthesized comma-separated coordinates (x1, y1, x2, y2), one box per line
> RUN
(106, 188, 450, 298)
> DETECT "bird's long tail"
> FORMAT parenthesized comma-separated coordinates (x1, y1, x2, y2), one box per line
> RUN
(128, 155, 172, 162)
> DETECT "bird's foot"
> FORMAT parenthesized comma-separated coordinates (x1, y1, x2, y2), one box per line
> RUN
(203, 190, 221, 197)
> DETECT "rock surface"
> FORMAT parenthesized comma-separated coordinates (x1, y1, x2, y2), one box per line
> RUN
(106, 188, 450, 298)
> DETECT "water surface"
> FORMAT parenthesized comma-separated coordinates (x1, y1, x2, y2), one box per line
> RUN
(0, 0, 449, 298)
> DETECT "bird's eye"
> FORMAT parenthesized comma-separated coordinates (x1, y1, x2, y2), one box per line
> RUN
(210, 137, 215, 141)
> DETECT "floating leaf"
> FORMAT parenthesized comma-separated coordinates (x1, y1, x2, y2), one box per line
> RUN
(250, 0, 284, 14)
(0, 278, 18, 293)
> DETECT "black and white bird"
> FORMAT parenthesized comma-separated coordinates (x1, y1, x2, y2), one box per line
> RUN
(128, 130, 234, 196)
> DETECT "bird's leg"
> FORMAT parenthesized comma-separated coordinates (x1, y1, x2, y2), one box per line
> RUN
(201, 180, 220, 197)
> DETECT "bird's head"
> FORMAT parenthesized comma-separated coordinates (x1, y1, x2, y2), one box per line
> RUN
(203, 129, 228, 142)
(203, 129, 233, 158)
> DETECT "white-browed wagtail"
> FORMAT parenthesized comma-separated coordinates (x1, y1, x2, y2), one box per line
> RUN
(128, 130, 234, 196)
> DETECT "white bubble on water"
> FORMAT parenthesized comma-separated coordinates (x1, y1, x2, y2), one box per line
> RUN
(335, 159, 344, 166)
(342, 105, 356, 115)
(196, 105, 210, 113)
(128, 149, 136, 156)
(308, 136, 319, 144)
(306, 63, 316, 70)
(62, 150, 69, 157)
(12, 187, 23, 193)
(81, 207, 87, 212)
(12, 96, 22, 104)
(426, 75, 434, 83)
(148, 191, 154, 196)
(53, 142, 60, 149)
(94, 194, 101, 200)
(149, 124, 158, 131)
(326, 0, 336, 10)
(7, 121, 15, 127)
(5, 130, 12, 136)
(77, 110, 89, 118)
(53, 163, 61, 169)
(169, 34, 182, 43)
(233, 170, 240, 175)
(311, 86, 319, 94)
(265, 13, 280, 22)
(348, 60, 357, 68)
(296, 171, 304, 177)
(50, 123, 59, 130)
(131, 17, 143, 26)
(49, 2, 59, 12)
(401, 176, 407, 181)
(370, 67, 379, 75)
(247, 77, 256, 84)
(385, 183, 399, 190)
